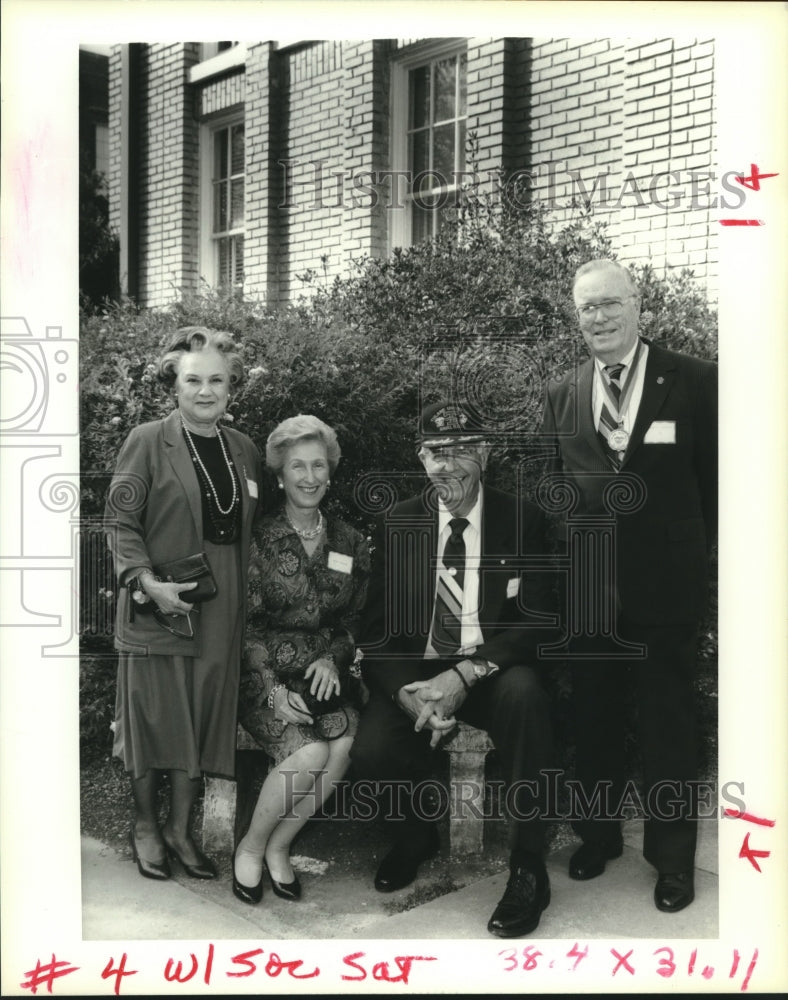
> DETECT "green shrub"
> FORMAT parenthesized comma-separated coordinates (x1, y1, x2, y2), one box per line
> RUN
(79, 173, 718, 755)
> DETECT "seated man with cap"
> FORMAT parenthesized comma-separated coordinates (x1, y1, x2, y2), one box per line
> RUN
(353, 400, 557, 938)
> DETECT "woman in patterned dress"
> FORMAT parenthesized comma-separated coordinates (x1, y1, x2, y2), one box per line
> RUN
(233, 415, 369, 904)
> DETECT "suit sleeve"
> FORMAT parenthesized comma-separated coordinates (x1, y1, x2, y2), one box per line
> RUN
(104, 426, 154, 587)
(359, 513, 421, 700)
(474, 501, 558, 671)
(694, 362, 718, 549)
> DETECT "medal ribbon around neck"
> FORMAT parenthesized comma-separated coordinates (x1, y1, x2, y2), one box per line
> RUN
(599, 337, 645, 427)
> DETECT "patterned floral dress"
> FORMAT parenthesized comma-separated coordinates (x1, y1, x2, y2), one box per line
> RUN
(238, 510, 370, 765)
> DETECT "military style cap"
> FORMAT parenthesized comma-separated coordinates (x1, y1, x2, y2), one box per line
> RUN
(418, 399, 487, 449)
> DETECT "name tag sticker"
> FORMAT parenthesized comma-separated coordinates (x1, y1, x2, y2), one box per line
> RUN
(328, 551, 353, 574)
(246, 478, 259, 498)
(644, 420, 676, 444)
(506, 576, 520, 599)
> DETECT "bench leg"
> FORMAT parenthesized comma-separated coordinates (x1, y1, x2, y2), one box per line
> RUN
(202, 776, 237, 854)
(447, 749, 488, 856)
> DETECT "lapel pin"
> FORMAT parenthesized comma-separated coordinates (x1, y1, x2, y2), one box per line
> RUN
(657, 376, 665, 384)
(448, 566, 457, 576)
(500, 559, 506, 565)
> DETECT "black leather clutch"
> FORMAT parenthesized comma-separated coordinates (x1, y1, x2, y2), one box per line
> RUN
(154, 552, 218, 603)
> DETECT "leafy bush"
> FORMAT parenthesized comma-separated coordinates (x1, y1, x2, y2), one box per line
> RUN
(79, 171, 718, 753)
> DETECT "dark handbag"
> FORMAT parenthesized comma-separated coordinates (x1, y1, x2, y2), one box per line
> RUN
(154, 552, 218, 603)
(286, 675, 344, 717)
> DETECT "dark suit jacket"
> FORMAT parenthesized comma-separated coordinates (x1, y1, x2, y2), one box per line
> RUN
(105, 408, 263, 656)
(360, 484, 556, 700)
(541, 340, 717, 625)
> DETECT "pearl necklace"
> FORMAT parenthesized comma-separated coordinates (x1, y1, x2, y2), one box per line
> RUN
(181, 418, 238, 516)
(286, 507, 324, 539)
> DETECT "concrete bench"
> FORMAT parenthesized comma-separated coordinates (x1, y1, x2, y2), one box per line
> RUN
(202, 722, 494, 857)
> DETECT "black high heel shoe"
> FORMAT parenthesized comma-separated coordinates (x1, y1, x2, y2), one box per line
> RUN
(163, 835, 218, 880)
(265, 860, 302, 901)
(232, 852, 264, 905)
(129, 828, 171, 881)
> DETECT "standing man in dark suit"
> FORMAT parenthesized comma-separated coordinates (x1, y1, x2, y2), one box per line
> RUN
(353, 400, 556, 938)
(541, 258, 717, 913)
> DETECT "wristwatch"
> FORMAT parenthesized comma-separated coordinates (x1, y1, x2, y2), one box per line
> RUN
(468, 656, 499, 681)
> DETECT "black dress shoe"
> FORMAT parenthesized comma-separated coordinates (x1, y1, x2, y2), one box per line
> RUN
(129, 828, 171, 881)
(163, 837, 218, 880)
(374, 827, 440, 893)
(655, 871, 695, 912)
(266, 862, 302, 901)
(569, 839, 624, 881)
(232, 857, 264, 905)
(487, 860, 551, 938)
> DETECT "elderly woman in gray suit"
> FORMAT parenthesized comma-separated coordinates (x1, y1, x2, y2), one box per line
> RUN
(105, 326, 262, 882)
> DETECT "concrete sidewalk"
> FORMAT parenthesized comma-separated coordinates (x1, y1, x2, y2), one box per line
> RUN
(81, 818, 717, 942)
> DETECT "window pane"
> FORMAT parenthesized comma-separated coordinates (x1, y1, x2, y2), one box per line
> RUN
(213, 129, 228, 181)
(230, 178, 244, 228)
(233, 235, 244, 284)
(214, 180, 228, 232)
(434, 56, 457, 123)
(458, 52, 467, 115)
(432, 122, 455, 178)
(230, 124, 244, 175)
(410, 65, 430, 129)
(457, 120, 466, 172)
(409, 129, 430, 188)
(411, 202, 433, 244)
(217, 237, 230, 286)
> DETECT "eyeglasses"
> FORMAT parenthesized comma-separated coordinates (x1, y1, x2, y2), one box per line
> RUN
(576, 295, 636, 320)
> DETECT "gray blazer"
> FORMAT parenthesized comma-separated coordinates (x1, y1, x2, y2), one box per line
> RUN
(105, 408, 263, 656)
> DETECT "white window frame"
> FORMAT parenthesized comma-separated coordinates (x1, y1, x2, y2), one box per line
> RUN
(389, 39, 468, 251)
(199, 113, 245, 292)
(189, 43, 246, 84)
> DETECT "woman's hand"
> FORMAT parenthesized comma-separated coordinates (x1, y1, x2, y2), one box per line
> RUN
(272, 686, 314, 726)
(142, 574, 197, 616)
(304, 656, 341, 702)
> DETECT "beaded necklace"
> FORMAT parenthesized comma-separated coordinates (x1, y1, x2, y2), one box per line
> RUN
(286, 507, 324, 539)
(181, 417, 239, 516)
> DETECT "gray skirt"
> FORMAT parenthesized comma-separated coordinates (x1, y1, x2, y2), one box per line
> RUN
(113, 540, 242, 779)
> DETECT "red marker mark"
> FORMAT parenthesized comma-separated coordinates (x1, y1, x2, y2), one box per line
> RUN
(101, 954, 137, 996)
(724, 809, 776, 827)
(702, 965, 715, 979)
(720, 219, 765, 226)
(688, 948, 697, 975)
(611, 948, 635, 976)
(567, 942, 589, 971)
(741, 948, 759, 992)
(739, 832, 771, 872)
(20, 956, 80, 994)
(734, 164, 779, 191)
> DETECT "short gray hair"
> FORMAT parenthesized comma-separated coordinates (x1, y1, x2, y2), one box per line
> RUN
(158, 326, 245, 387)
(266, 414, 341, 475)
(573, 258, 639, 295)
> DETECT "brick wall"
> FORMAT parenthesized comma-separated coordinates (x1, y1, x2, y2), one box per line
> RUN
(528, 37, 717, 292)
(109, 36, 717, 308)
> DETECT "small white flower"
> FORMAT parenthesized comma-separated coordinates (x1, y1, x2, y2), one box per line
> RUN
(104, 589, 114, 600)
(110, 416, 122, 426)
(222, 413, 235, 422)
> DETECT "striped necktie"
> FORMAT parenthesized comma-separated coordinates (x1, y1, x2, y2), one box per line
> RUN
(598, 363, 625, 468)
(430, 517, 468, 654)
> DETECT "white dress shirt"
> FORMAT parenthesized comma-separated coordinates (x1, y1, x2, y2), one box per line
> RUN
(424, 491, 484, 658)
